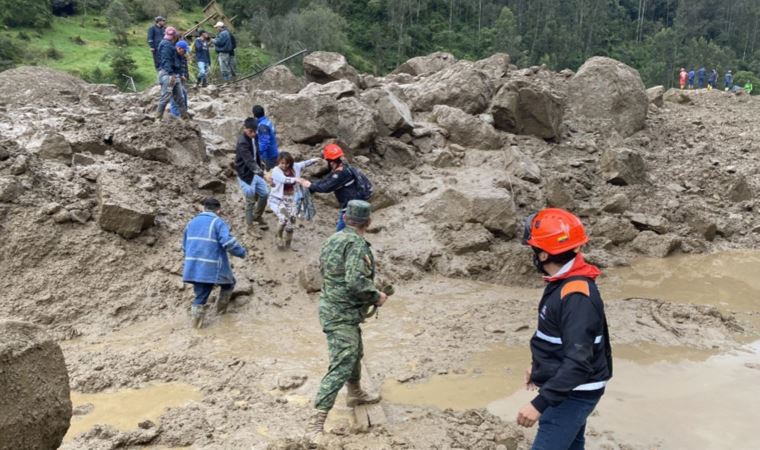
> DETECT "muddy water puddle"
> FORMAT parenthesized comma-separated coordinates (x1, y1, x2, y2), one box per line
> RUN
(603, 250, 760, 312)
(64, 382, 202, 442)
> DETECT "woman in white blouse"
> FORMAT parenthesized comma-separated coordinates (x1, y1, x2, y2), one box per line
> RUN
(268, 152, 320, 249)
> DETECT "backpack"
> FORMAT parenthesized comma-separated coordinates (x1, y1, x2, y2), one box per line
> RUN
(230, 33, 237, 51)
(349, 166, 373, 201)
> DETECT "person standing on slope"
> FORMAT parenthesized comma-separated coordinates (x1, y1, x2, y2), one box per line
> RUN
(679, 68, 687, 90)
(183, 197, 246, 329)
(147, 16, 166, 71)
(724, 70, 734, 91)
(697, 67, 706, 89)
(235, 118, 270, 231)
(155, 27, 188, 120)
(688, 68, 695, 89)
(193, 30, 211, 87)
(305, 200, 388, 442)
(517, 208, 613, 450)
(212, 22, 235, 81)
(708, 68, 718, 90)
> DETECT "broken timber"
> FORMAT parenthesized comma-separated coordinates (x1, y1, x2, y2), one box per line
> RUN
(353, 362, 387, 430)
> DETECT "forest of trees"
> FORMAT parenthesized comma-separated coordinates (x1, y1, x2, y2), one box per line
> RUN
(2, 0, 759, 88)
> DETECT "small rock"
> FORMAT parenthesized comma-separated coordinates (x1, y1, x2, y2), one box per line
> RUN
(72, 153, 96, 166)
(10, 155, 28, 175)
(627, 213, 669, 234)
(198, 178, 226, 194)
(70, 209, 91, 224)
(277, 374, 308, 390)
(53, 210, 72, 224)
(631, 231, 680, 257)
(0, 177, 24, 202)
(138, 420, 155, 429)
(42, 202, 62, 215)
(602, 193, 630, 213)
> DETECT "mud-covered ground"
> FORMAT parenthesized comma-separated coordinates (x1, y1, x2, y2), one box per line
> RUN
(1, 60, 760, 449)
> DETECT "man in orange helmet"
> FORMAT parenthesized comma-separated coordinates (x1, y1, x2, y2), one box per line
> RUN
(517, 208, 612, 450)
(299, 143, 372, 231)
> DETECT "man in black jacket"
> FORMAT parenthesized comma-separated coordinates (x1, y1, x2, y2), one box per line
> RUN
(235, 118, 270, 230)
(147, 16, 166, 71)
(298, 143, 359, 231)
(519, 208, 612, 450)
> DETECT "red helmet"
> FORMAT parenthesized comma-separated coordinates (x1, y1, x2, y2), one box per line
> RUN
(322, 143, 344, 160)
(523, 208, 588, 255)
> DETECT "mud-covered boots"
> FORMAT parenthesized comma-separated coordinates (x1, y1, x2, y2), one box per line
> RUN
(275, 223, 286, 249)
(190, 305, 205, 329)
(215, 289, 233, 315)
(252, 196, 269, 230)
(304, 408, 328, 441)
(284, 229, 295, 251)
(346, 382, 381, 407)
(245, 197, 255, 232)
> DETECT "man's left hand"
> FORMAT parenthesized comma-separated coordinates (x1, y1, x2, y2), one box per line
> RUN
(516, 403, 541, 428)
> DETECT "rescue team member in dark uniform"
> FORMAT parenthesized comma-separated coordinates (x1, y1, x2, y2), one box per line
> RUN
(518, 208, 612, 450)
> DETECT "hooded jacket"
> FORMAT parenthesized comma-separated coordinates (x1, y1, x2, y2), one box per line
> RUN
(529, 254, 613, 413)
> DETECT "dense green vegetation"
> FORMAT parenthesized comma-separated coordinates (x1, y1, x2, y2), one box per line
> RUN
(2, 0, 758, 91)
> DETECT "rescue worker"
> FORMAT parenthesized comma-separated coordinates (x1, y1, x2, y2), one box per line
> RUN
(725, 70, 734, 91)
(305, 200, 388, 441)
(252, 105, 279, 171)
(147, 16, 166, 71)
(678, 68, 687, 90)
(517, 208, 613, 450)
(299, 143, 362, 231)
(193, 30, 211, 87)
(212, 21, 235, 81)
(235, 118, 270, 231)
(182, 198, 246, 329)
(155, 27, 188, 120)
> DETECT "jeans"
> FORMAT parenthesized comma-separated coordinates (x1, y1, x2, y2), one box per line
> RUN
(169, 85, 188, 118)
(157, 72, 186, 116)
(218, 53, 233, 81)
(197, 61, 209, 84)
(531, 395, 601, 450)
(336, 209, 346, 232)
(238, 176, 270, 201)
(192, 282, 234, 306)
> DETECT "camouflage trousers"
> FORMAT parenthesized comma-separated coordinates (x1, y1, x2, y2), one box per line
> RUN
(314, 325, 363, 411)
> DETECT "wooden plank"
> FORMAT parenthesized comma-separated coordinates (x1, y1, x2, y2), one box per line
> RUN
(352, 362, 387, 428)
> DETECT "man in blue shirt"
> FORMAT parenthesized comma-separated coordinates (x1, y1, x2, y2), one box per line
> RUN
(183, 198, 247, 328)
(194, 30, 211, 87)
(155, 27, 189, 120)
(212, 22, 235, 81)
(252, 104, 279, 170)
(724, 70, 734, 91)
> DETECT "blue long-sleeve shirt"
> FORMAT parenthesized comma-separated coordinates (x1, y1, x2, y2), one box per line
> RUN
(147, 25, 164, 50)
(194, 38, 211, 64)
(213, 29, 232, 53)
(256, 116, 279, 162)
(157, 39, 180, 74)
(725, 73, 734, 88)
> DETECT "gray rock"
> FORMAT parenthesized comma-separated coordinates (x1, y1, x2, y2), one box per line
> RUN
(647, 85, 665, 107)
(627, 212, 669, 234)
(70, 209, 92, 224)
(246, 65, 304, 94)
(360, 88, 414, 136)
(435, 223, 493, 255)
(490, 83, 564, 140)
(545, 178, 575, 210)
(727, 176, 752, 202)
(402, 62, 493, 114)
(277, 374, 308, 391)
(9, 155, 28, 175)
(97, 174, 156, 239)
(568, 57, 648, 137)
(433, 105, 504, 150)
(423, 187, 517, 236)
(602, 193, 631, 213)
(472, 53, 511, 80)
(41, 202, 62, 215)
(0, 321, 72, 450)
(600, 148, 647, 185)
(0, 177, 23, 203)
(198, 178, 226, 194)
(266, 93, 339, 145)
(52, 210, 72, 224)
(299, 79, 357, 100)
(337, 97, 378, 151)
(298, 262, 323, 293)
(631, 231, 680, 257)
(303, 51, 360, 86)
(663, 89, 692, 104)
(592, 216, 638, 244)
(393, 51, 457, 76)
(374, 137, 418, 168)
(72, 153, 96, 166)
(29, 133, 73, 162)
(504, 147, 541, 184)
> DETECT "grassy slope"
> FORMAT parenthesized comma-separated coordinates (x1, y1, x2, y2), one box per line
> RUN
(12, 10, 271, 90)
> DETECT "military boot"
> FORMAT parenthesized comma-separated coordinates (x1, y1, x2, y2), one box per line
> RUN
(346, 382, 381, 407)
(304, 408, 328, 442)
(284, 229, 296, 251)
(275, 223, 286, 249)
(215, 289, 233, 315)
(190, 305, 205, 329)
(252, 196, 269, 230)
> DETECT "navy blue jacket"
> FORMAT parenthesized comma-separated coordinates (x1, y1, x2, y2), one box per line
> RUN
(147, 25, 164, 51)
(309, 165, 359, 209)
(183, 212, 246, 285)
(725, 73, 734, 87)
(234, 132, 264, 185)
(194, 38, 211, 64)
(529, 265, 612, 413)
(214, 29, 232, 53)
(157, 39, 179, 74)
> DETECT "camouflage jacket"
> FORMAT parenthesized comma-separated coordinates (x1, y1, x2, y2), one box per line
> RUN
(318, 227, 381, 330)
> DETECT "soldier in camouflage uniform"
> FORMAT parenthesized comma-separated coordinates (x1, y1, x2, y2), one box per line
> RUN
(305, 200, 389, 440)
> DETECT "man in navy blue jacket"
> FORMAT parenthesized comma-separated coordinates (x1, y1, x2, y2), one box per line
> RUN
(155, 27, 188, 120)
(147, 16, 166, 70)
(183, 198, 246, 329)
(518, 208, 613, 450)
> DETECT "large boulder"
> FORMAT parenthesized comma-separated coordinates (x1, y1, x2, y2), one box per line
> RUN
(423, 187, 517, 236)
(393, 52, 457, 77)
(97, 174, 156, 239)
(600, 148, 647, 185)
(266, 93, 339, 144)
(402, 62, 493, 114)
(360, 88, 414, 136)
(336, 97, 378, 151)
(631, 231, 680, 257)
(647, 85, 665, 107)
(568, 57, 648, 137)
(374, 137, 418, 168)
(299, 79, 357, 100)
(490, 82, 564, 140)
(432, 105, 504, 150)
(0, 321, 72, 450)
(472, 53, 511, 81)
(246, 65, 305, 94)
(111, 124, 206, 167)
(663, 89, 692, 104)
(303, 51, 360, 86)
(27, 133, 73, 162)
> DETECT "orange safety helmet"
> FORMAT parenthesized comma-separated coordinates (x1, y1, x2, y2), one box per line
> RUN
(523, 208, 589, 255)
(322, 143, 344, 160)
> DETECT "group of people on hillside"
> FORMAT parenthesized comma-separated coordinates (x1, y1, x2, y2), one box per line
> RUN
(181, 147, 611, 449)
(678, 67, 752, 93)
(147, 16, 237, 120)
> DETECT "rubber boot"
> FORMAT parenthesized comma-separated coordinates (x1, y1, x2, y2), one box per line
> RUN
(275, 223, 286, 249)
(155, 108, 165, 122)
(190, 305, 205, 329)
(285, 229, 295, 251)
(252, 196, 269, 230)
(215, 289, 233, 315)
(346, 382, 381, 407)
(245, 198, 255, 226)
(304, 408, 328, 442)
